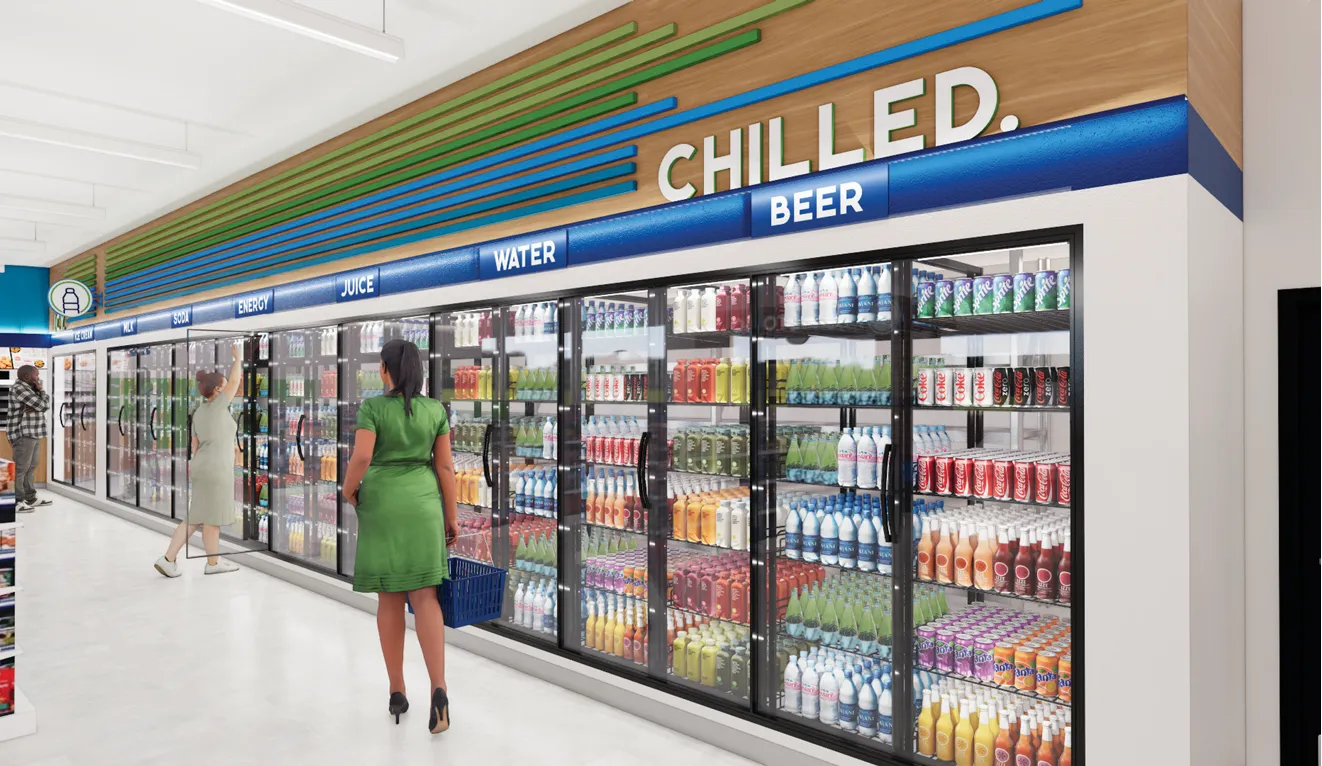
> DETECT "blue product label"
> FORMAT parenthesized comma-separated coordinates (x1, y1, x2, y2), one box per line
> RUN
(858, 708, 877, 731)
(821, 537, 839, 557)
(839, 701, 858, 727)
(858, 541, 877, 562)
(858, 293, 876, 315)
(803, 534, 820, 555)
(878, 543, 893, 567)
(837, 295, 856, 316)
(878, 292, 892, 312)
(838, 539, 858, 560)
(785, 531, 802, 552)
(879, 713, 893, 737)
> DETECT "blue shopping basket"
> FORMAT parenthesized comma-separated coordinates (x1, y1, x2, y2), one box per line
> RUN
(407, 557, 507, 628)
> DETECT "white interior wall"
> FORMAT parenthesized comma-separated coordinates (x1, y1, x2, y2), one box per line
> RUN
(1187, 181, 1247, 766)
(54, 174, 1209, 763)
(1243, 2, 1322, 764)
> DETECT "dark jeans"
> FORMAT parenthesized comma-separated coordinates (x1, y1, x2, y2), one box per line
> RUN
(10, 436, 40, 504)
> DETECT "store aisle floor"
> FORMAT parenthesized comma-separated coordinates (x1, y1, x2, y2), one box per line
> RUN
(2, 496, 758, 766)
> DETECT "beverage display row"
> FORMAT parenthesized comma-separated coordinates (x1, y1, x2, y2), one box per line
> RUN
(914, 681, 1072, 765)
(669, 358, 752, 404)
(781, 358, 894, 406)
(670, 283, 752, 334)
(782, 266, 893, 327)
(914, 504, 1072, 603)
(782, 492, 894, 572)
(915, 450, 1071, 506)
(585, 300, 647, 337)
(914, 362, 1070, 409)
(669, 426, 751, 479)
(914, 266, 1070, 318)
(669, 482, 751, 551)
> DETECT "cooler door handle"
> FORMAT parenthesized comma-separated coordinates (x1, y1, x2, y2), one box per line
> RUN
(480, 424, 493, 488)
(80, 403, 92, 431)
(636, 431, 651, 511)
(295, 413, 306, 462)
(59, 402, 71, 428)
(117, 404, 127, 437)
(235, 413, 246, 454)
(149, 406, 159, 441)
(880, 442, 894, 543)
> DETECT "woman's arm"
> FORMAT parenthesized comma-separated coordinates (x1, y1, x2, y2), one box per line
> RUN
(342, 428, 376, 505)
(434, 433, 459, 545)
(220, 342, 244, 404)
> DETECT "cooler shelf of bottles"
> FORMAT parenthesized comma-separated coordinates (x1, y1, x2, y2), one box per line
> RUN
(666, 330, 749, 351)
(668, 535, 744, 554)
(912, 311, 1069, 339)
(777, 632, 886, 665)
(780, 556, 894, 580)
(920, 666, 1070, 707)
(926, 580, 1071, 609)
(581, 521, 644, 536)
(671, 605, 748, 628)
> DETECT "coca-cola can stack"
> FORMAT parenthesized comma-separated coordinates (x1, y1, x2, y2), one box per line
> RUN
(917, 448, 1071, 507)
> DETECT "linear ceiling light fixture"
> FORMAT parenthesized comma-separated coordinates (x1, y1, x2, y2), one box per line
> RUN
(0, 194, 106, 220)
(194, 0, 404, 62)
(0, 117, 202, 170)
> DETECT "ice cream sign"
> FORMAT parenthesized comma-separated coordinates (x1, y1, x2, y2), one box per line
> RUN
(658, 66, 1008, 205)
(48, 279, 94, 318)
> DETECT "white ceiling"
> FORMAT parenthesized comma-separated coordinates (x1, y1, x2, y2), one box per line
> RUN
(0, 0, 623, 268)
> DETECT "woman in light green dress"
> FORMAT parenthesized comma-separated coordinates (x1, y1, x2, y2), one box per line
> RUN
(154, 342, 243, 577)
(341, 339, 459, 734)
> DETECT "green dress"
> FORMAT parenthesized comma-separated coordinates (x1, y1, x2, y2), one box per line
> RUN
(352, 395, 450, 593)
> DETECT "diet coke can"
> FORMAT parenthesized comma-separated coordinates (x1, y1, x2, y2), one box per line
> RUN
(992, 460, 1013, 499)
(917, 368, 935, 406)
(934, 368, 952, 407)
(917, 454, 935, 493)
(972, 368, 993, 407)
(1056, 461, 1072, 505)
(1034, 366, 1055, 407)
(1055, 366, 1071, 407)
(972, 458, 992, 498)
(952, 457, 972, 496)
(934, 456, 953, 495)
(1034, 461, 1057, 504)
(952, 368, 972, 407)
(993, 368, 1011, 406)
(1012, 460, 1035, 502)
(1013, 367, 1032, 407)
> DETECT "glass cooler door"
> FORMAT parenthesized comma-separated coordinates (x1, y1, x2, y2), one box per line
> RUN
(137, 344, 176, 517)
(74, 353, 96, 492)
(755, 263, 900, 755)
(51, 355, 74, 486)
(107, 349, 137, 505)
(904, 245, 1075, 766)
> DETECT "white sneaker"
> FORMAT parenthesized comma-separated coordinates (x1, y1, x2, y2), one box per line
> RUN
(15, 502, 34, 514)
(154, 556, 181, 578)
(31, 498, 52, 506)
(204, 558, 240, 575)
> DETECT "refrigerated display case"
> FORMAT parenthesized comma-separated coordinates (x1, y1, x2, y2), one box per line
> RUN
(50, 352, 95, 493)
(137, 345, 175, 517)
(106, 349, 136, 506)
(268, 326, 339, 571)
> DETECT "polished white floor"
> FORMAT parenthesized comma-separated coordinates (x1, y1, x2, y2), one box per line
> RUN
(1, 495, 757, 766)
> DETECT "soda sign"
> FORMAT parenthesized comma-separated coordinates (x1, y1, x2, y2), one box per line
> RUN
(170, 307, 192, 328)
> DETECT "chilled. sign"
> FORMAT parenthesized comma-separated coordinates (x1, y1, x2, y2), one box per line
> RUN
(750, 162, 889, 237)
(336, 267, 380, 302)
(234, 289, 274, 318)
(480, 230, 567, 280)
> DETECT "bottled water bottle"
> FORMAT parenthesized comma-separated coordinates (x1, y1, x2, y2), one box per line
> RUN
(818, 270, 838, 324)
(836, 428, 857, 487)
(801, 272, 819, 325)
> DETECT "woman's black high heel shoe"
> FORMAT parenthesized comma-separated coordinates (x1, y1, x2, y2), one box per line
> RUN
(388, 692, 409, 724)
(428, 687, 450, 734)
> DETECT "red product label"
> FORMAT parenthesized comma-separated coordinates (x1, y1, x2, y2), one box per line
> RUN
(1034, 462, 1056, 504)
(935, 554, 950, 571)
(993, 562, 1012, 591)
(1036, 568, 1056, 599)
(953, 458, 971, 495)
(934, 457, 952, 494)
(1059, 571, 1072, 602)
(972, 459, 991, 498)
(992, 461, 1011, 499)
(1012, 462, 1033, 501)
(973, 368, 990, 404)
(917, 372, 931, 404)
(917, 455, 934, 492)
(973, 559, 989, 574)
(954, 555, 970, 572)
(1014, 565, 1033, 595)
(1057, 463, 1072, 504)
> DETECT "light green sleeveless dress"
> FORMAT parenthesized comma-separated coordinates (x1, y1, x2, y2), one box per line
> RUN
(188, 393, 238, 527)
(352, 395, 450, 593)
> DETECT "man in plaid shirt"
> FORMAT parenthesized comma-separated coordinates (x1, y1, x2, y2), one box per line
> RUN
(7, 365, 52, 512)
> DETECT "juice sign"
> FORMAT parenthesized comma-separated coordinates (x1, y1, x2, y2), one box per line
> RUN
(336, 267, 380, 302)
(479, 230, 567, 280)
(234, 289, 274, 318)
(750, 163, 888, 237)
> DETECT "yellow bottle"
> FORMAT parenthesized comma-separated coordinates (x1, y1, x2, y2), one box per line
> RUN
(916, 689, 936, 756)
(966, 698, 979, 732)
(974, 703, 997, 766)
(672, 631, 689, 677)
(700, 638, 719, 686)
(686, 632, 704, 682)
(612, 606, 627, 657)
(597, 606, 612, 650)
(585, 603, 597, 650)
(714, 358, 730, 403)
(730, 358, 748, 404)
(686, 494, 702, 543)
(935, 697, 955, 761)
(700, 498, 719, 545)
(775, 359, 789, 403)
(673, 494, 688, 540)
(954, 700, 975, 766)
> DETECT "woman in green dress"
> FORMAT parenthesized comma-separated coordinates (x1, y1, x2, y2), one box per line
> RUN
(342, 338, 459, 734)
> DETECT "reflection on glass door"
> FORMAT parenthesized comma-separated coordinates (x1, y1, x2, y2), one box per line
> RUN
(906, 246, 1074, 766)
(269, 327, 338, 571)
(107, 350, 137, 505)
(74, 353, 96, 491)
(339, 317, 430, 577)
(757, 263, 898, 751)
(137, 345, 175, 517)
(52, 355, 74, 486)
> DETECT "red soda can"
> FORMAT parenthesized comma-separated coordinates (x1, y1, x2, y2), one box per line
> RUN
(626, 437, 639, 466)
(917, 370, 934, 406)
(1013, 368, 1031, 406)
(972, 459, 992, 498)
(1055, 366, 1071, 407)
(1033, 367, 1055, 407)
(1056, 461, 1072, 505)
(587, 434, 599, 463)
(612, 436, 625, 466)
(934, 456, 953, 494)
(1034, 461, 1056, 504)
(992, 459, 1013, 499)
(952, 368, 971, 407)
(917, 455, 935, 492)
(952, 457, 972, 495)
(972, 368, 993, 407)
(934, 369, 952, 406)
(1012, 460, 1034, 502)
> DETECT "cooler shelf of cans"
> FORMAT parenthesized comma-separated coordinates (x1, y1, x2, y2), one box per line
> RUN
(912, 404, 1068, 414)
(912, 311, 1069, 339)
(912, 491, 1069, 510)
(922, 580, 1070, 609)
(920, 665, 1069, 707)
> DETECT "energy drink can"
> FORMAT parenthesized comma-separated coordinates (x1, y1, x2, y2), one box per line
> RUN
(935, 280, 955, 317)
(992, 275, 1014, 314)
(953, 278, 974, 316)
(1013, 272, 1036, 313)
(972, 276, 995, 315)
(1058, 269, 1071, 310)
(916, 281, 935, 318)
(1034, 270, 1058, 311)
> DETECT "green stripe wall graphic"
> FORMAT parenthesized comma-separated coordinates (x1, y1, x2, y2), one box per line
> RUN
(89, 0, 811, 312)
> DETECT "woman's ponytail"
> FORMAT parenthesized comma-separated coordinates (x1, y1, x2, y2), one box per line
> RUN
(380, 338, 423, 416)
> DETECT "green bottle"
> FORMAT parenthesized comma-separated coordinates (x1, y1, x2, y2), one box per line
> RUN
(515, 535, 529, 571)
(820, 361, 839, 405)
(785, 587, 804, 637)
(820, 599, 839, 647)
(877, 355, 892, 406)
(786, 360, 802, 405)
(803, 591, 821, 641)
(936, 587, 950, 617)
(823, 433, 838, 485)
(839, 362, 857, 406)
(803, 361, 821, 405)
(858, 607, 878, 655)
(786, 436, 803, 482)
(838, 600, 858, 650)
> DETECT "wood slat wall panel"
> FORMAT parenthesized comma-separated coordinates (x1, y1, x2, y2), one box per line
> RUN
(1188, 0, 1243, 167)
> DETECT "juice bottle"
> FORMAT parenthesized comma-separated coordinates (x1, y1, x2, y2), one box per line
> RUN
(700, 638, 719, 686)
(1013, 529, 1036, 596)
(686, 360, 701, 403)
(1015, 715, 1036, 765)
(686, 634, 704, 682)
(621, 606, 635, 659)
(974, 703, 997, 766)
(994, 713, 1014, 765)
(1057, 534, 1072, 604)
(584, 601, 598, 650)
(596, 603, 611, 649)
(714, 642, 731, 691)
(673, 494, 688, 539)
(686, 495, 702, 543)
(1035, 532, 1057, 600)
(698, 359, 714, 402)
(700, 497, 719, 545)
(672, 360, 688, 403)
(954, 522, 974, 587)
(916, 689, 936, 756)
(672, 630, 688, 675)
(935, 521, 954, 583)
(714, 357, 731, 403)
(935, 697, 955, 761)
(730, 576, 748, 623)
(954, 700, 975, 766)
(1057, 728, 1072, 766)
(974, 524, 996, 590)
(730, 358, 747, 404)
(1035, 726, 1055, 766)
(612, 605, 627, 657)
(917, 518, 935, 580)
